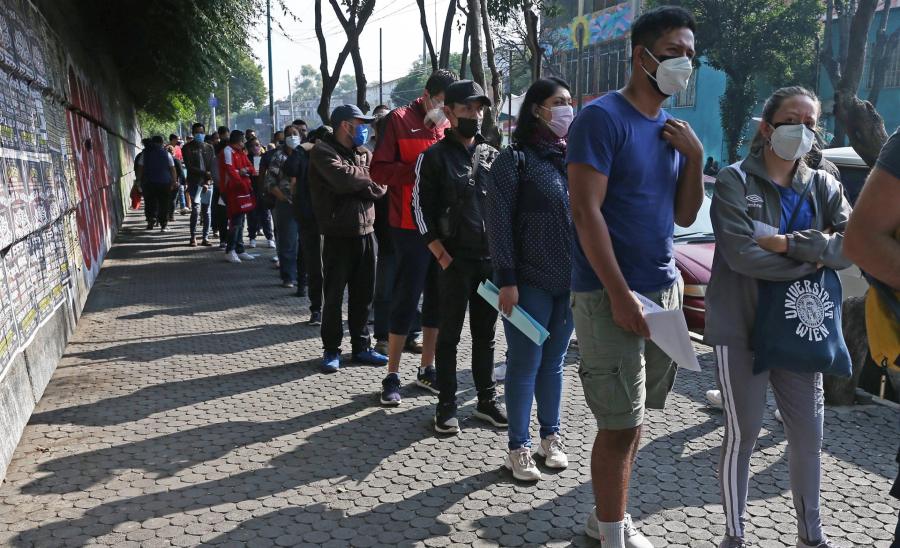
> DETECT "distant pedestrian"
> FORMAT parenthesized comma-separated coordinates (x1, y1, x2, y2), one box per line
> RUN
(485, 77, 574, 482)
(219, 130, 258, 264)
(292, 126, 326, 325)
(308, 105, 388, 373)
(707, 86, 852, 548)
(169, 133, 183, 162)
(292, 119, 309, 143)
(182, 123, 215, 246)
(370, 69, 457, 406)
(411, 80, 506, 434)
(246, 136, 275, 249)
(136, 135, 178, 232)
(567, 7, 703, 546)
(166, 144, 187, 220)
(265, 125, 303, 288)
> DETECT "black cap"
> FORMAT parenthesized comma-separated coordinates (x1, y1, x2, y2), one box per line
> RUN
(444, 80, 492, 107)
(330, 104, 375, 126)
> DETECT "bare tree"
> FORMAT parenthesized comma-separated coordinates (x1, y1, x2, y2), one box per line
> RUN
(439, 1, 459, 69)
(315, 0, 354, 124)
(522, 0, 542, 80)
(459, 25, 470, 78)
(820, 0, 889, 165)
(328, 0, 377, 114)
(417, 0, 439, 71)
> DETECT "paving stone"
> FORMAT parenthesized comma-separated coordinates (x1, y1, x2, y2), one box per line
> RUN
(0, 213, 894, 548)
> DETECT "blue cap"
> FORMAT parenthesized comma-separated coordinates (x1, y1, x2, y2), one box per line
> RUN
(330, 104, 375, 126)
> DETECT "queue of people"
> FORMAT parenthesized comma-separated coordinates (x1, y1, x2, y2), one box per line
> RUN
(130, 5, 900, 546)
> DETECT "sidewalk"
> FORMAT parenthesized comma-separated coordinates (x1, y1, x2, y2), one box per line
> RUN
(0, 212, 897, 547)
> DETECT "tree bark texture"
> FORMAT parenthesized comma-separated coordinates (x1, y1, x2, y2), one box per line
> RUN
(417, 0, 439, 72)
(439, 0, 458, 69)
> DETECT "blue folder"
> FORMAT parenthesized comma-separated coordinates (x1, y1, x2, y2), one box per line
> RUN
(477, 280, 550, 346)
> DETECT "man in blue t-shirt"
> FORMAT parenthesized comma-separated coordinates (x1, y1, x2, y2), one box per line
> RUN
(566, 6, 704, 547)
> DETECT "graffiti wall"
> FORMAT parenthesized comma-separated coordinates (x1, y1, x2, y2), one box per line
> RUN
(543, 2, 634, 56)
(0, 0, 135, 377)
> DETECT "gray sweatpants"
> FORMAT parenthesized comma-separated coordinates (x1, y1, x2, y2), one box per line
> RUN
(715, 345, 824, 542)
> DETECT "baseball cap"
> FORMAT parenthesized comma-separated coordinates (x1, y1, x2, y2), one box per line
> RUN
(444, 80, 492, 107)
(330, 104, 375, 126)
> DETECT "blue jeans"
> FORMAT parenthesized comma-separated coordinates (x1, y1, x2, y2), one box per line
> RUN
(188, 184, 211, 239)
(174, 184, 186, 209)
(273, 202, 298, 282)
(226, 213, 246, 253)
(248, 207, 274, 240)
(503, 285, 573, 450)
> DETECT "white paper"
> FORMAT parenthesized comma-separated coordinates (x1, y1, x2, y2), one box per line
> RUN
(634, 292, 701, 372)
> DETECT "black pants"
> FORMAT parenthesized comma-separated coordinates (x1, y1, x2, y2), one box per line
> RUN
(321, 233, 376, 354)
(144, 184, 172, 228)
(211, 187, 228, 237)
(436, 257, 497, 406)
(299, 224, 322, 312)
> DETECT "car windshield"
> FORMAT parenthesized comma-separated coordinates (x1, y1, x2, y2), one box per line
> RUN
(674, 194, 714, 240)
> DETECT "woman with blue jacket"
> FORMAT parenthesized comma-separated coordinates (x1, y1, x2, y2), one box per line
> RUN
(486, 77, 575, 482)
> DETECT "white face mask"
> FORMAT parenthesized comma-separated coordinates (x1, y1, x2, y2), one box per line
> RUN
(642, 51, 693, 96)
(285, 135, 301, 149)
(425, 101, 448, 128)
(543, 105, 574, 138)
(769, 123, 815, 161)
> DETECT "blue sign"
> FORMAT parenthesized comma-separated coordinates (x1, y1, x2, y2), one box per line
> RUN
(208, 96, 218, 108)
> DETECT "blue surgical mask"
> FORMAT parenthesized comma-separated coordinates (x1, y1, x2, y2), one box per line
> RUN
(193, 133, 205, 143)
(353, 124, 369, 147)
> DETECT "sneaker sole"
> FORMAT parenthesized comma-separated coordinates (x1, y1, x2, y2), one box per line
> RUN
(472, 410, 508, 428)
(503, 460, 542, 482)
(535, 447, 569, 469)
(433, 418, 459, 435)
(379, 396, 401, 407)
(308, 322, 321, 326)
(415, 380, 440, 395)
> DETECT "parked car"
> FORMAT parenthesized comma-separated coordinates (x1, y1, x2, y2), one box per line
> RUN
(821, 146, 870, 205)
(673, 193, 715, 332)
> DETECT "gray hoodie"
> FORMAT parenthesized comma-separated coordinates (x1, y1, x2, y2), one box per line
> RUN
(704, 149, 853, 348)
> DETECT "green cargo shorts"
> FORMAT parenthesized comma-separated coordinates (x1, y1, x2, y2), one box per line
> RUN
(572, 279, 683, 430)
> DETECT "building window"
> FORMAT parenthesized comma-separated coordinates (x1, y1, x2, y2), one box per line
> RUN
(667, 66, 698, 108)
(591, 0, 627, 12)
(867, 44, 900, 89)
(550, 37, 627, 98)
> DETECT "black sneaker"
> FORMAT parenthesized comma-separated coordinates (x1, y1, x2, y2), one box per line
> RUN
(380, 373, 401, 407)
(308, 311, 322, 326)
(473, 398, 508, 428)
(296, 285, 307, 297)
(434, 403, 459, 435)
(416, 366, 439, 395)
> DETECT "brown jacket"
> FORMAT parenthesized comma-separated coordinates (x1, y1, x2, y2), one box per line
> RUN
(308, 135, 386, 237)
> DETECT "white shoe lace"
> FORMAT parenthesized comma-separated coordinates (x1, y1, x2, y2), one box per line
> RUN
(514, 449, 535, 470)
(623, 514, 639, 538)
(547, 436, 564, 455)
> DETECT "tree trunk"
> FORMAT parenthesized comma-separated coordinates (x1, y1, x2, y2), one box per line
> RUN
(327, 0, 377, 116)
(351, 48, 370, 113)
(459, 25, 470, 79)
(823, 297, 868, 405)
(523, 1, 542, 81)
(833, 0, 888, 166)
(867, 4, 900, 109)
(478, 0, 501, 148)
(315, 0, 353, 124)
(468, 0, 486, 90)
(417, 0, 439, 72)
(719, 74, 756, 163)
(439, 0, 457, 69)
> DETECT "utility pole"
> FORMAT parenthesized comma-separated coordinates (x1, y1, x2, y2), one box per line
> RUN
(508, 49, 513, 144)
(379, 28, 383, 105)
(225, 79, 231, 128)
(210, 92, 217, 130)
(288, 70, 294, 120)
(267, 0, 275, 132)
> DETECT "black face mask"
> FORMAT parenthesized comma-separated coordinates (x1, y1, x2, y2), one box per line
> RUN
(456, 117, 481, 139)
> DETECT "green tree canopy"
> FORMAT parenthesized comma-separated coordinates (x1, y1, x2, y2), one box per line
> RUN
(390, 54, 463, 107)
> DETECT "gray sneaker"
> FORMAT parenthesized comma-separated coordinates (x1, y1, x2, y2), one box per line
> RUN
(585, 508, 653, 548)
(719, 536, 749, 548)
(796, 539, 832, 548)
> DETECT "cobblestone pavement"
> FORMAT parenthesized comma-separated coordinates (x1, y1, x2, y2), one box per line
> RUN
(0, 213, 897, 548)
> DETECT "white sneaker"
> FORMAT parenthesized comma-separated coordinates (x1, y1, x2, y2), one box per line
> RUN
(248, 238, 257, 248)
(774, 408, 783, 423)
(267, 239, 276, 249)
(706, 389, 723, 409)
(585, 509, 653, 548)
(536, 434, 568, 469)
(493, 361, 507, 382)
(238, 252, 255, 261)
(270, 255, 279, 262)
(505, 447, 542, 481)
(225, 251, 241, 264)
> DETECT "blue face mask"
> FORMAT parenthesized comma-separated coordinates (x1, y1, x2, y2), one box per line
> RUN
(352, 124, 369, 147)
(194, 133, 205, 143)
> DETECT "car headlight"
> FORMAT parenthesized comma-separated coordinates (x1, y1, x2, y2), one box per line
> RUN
(684, 284, 706, 297)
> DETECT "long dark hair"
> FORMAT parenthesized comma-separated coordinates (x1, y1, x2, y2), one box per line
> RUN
(512, 77, 570, 144)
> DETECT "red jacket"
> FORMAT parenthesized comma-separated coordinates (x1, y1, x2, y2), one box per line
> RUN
(370, 97, 446, 230)
(218, 145, 257, 215)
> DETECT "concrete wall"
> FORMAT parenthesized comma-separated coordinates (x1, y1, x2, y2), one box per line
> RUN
(0, 0, 139, 483)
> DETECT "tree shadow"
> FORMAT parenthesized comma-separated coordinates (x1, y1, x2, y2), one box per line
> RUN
(13, 401, 436, 547)
(30, 357, 322, 427)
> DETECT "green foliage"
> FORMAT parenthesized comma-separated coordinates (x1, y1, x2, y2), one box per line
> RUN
(228, 52, 267, 114)
(655, 0, 822, 161)
(78, 0, 285, 119)
(487, 0, 561, 27)
(291, 65, 323, 103)
(390, 54, 463, 106)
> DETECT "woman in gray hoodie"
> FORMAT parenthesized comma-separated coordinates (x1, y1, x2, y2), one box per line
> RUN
(705, 87, 852, 548)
